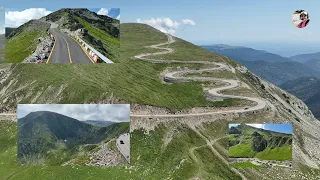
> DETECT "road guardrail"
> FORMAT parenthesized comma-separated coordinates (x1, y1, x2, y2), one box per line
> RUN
(74, 36, 114, 64)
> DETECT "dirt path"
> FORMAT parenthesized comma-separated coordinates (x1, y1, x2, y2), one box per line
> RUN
(190, 129, 248, 180)
(131, 34, 267, 117)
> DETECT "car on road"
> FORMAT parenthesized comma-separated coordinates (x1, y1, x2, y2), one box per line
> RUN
(244, 107, 249, 110)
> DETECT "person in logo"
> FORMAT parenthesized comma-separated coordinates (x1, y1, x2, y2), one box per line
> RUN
(297, 11, 309, 28)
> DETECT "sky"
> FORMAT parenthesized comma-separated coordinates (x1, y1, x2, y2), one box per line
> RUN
(17, 104, 130, 122)
(4, 8, 120, 28)
(1, 0, 320, 56)
(229, 124, 292, 134)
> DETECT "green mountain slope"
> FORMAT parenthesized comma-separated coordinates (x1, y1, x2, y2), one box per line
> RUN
(5, 20, 50, 63)
(17, 111, 129, 166)
(229, 124, 292, 160)
(0, 23, 249, 112)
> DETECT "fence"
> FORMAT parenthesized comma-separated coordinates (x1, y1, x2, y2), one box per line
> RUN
(74, 36, 114, 64)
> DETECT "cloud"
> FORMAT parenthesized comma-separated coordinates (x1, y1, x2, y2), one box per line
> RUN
(97, 8, 109, 16)
(5, 8, 52, 27)
(246, 124, 265, 129)
(17, 104, 130, 122)
(136, 17, 195, 35)
(181, 19, 195, 26)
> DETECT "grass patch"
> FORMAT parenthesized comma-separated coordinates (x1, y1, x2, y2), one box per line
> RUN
(155, 37, 238, 66)
(221, 87, 258, 97)
(6, 24, 49, 63)
(185, 70, 237, 79)
(229, 143, 256, 158)
(75, 17, 120, 63)
(230, 162, 263, 168)
(0, 48, 4, 63)
(194, 146, 242, 179)
(256, 146, 292, 161)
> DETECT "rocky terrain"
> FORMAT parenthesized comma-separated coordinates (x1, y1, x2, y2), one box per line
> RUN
(86, 140, 127, 166)
(230, 158, 292, 168)
(23, 31, 54, 63)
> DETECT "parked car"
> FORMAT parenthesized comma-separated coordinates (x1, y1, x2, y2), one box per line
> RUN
(120, 140, 124, 144)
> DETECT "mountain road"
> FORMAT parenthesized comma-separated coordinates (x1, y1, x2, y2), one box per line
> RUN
(47, 28, 93, 64)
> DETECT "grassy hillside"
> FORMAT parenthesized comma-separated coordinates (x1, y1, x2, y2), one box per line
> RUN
(0, 34, 4, 63)
(228, 124, 292, 160)
(1, 23, 249, 111)
(2, 119, 319, 179)
(75, 17, 120, 63)
(5, 20, 50, 63)
(0, 120, 244, 179)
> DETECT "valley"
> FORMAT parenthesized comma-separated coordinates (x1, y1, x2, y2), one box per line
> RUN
(17, 111, 129, 166)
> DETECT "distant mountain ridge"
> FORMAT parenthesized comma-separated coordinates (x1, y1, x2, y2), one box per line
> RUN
(290, 52, 320, 63)
(201, 44, 292, 63)
(201, 44, 320, 85)
(290, 52, 320, 72)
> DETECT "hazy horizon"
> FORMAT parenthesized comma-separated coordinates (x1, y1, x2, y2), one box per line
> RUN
(199, 42, 320, 57)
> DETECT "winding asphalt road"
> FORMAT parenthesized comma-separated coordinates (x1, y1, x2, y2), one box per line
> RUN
(116, 133, 130, 163)
(47, 28, 93, 64)
(131, 34, 267, 117)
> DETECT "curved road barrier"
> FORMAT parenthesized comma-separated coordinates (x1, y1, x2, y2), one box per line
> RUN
(74, 36, 114, 64)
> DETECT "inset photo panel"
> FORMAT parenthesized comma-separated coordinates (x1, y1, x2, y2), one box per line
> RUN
(228, 123, 292, 168)
(17, 104, 130, 166)
(292, 10, 310, 28)
(5, 8, 120, 64)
